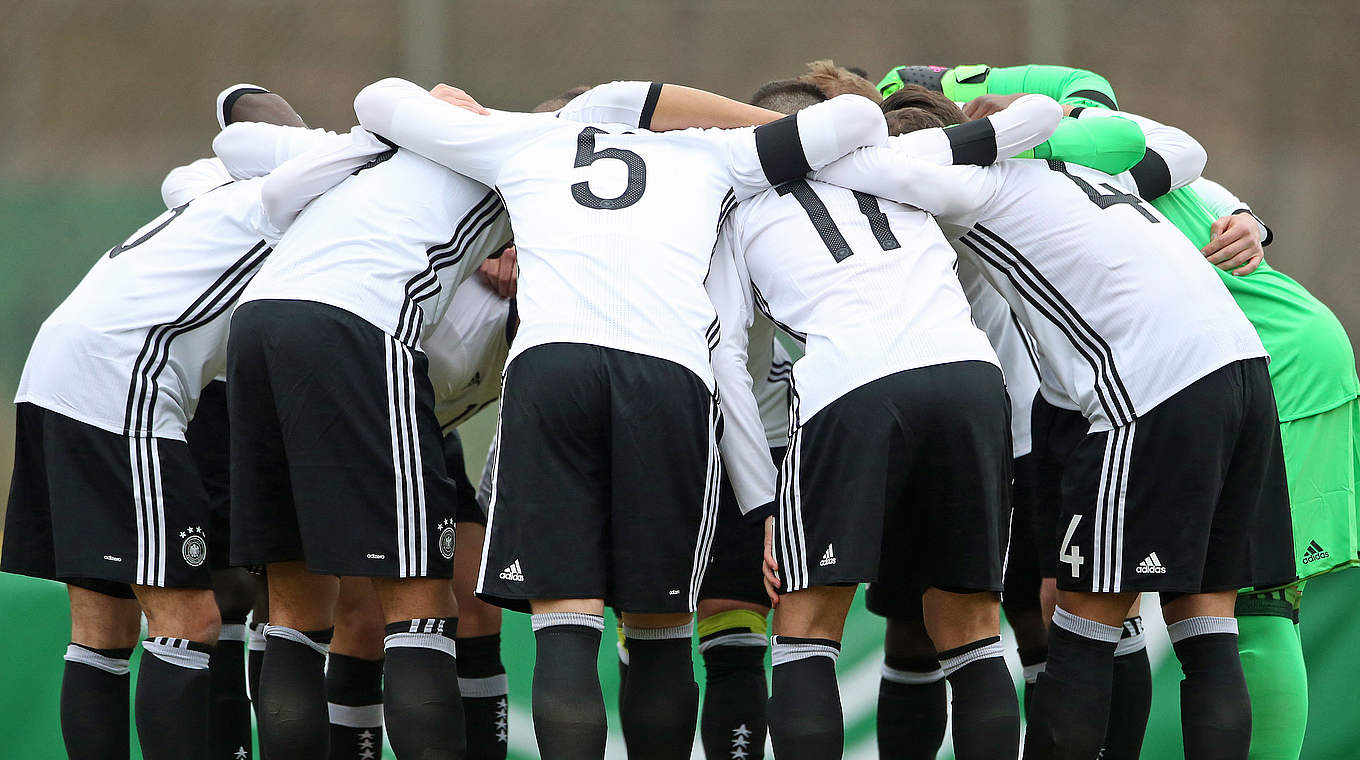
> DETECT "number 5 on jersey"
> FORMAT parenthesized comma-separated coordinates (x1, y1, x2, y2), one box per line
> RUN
(572, 126, 647, 210)
(1059, 514, 1084, 578)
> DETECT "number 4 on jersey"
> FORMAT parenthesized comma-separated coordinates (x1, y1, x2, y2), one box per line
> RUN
(1059, 514, 1084, 578)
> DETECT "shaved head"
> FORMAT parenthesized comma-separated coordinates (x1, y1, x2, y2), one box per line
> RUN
(217, 83, 306, 129)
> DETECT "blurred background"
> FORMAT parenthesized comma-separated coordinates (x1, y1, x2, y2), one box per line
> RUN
(1, 1, 1357, 757)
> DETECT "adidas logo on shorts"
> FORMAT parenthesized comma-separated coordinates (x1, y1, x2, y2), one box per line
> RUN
(499, 559, 525, 582)
(1302, 540, 1330, 564)
(819, 544, 837, 567)
(1135, 552, 1167, 574)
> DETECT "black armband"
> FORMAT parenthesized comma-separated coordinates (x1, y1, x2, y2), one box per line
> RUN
(754, 115, 811, 185)
(1128, 149, 1172, 200)
(638, 82, 664, 130)
(944, 118, 998, 166)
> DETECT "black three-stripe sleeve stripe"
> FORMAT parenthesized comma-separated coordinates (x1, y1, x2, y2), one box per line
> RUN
(750, 283, 806, 343)
(122, 241, 271, 435)
(961, 225, 1135, 424)
(393, 193, 504, 345)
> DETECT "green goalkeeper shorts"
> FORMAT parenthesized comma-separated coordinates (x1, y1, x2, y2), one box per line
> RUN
(1279, 396, 1359, 584)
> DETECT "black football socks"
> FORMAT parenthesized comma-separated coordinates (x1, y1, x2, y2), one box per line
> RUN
(258, 626, 332, 760)
(876, 654, 946, 760)
(1169, 616, 1252, 760)
(768, 636, 844, 760)
(457, 633, 510, 760)
(61, 643, 133, 760)
(137, 636, 214, 760)
(530, 613, 608, 760)
(326, 652, 384, 760)
(1022, 607, 1121, 760)
(211, 620, 253, 760)
(940, 636, 1020, 760)
(1100, 617, 1152, 760)
(619, 622, 699, 760)
(697, 610, 769, 760)
(383, 617, 465, 760)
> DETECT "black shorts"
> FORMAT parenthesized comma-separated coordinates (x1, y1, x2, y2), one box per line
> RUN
(186, 380, 233, 571)
(2, 403, 214, 591)
(1001, 453, 1041, 611)
(699, 446, 785, 607)
(1028, 392, 1090, 579)
(1057, 358, 1294, 593)
(477, 343, 720, 614)
(780, 361, 1011, 598)
(441, 429, 486, 526)
(228, 300, 459, 579)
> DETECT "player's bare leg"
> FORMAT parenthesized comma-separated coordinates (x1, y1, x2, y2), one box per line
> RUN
(371, 575, 462, 760)
(453, 522, 508, 760)
(767, 584, 858, 760)
(328, 577, 386, 760)
(922, 588, 1019, 760)
(132, 584, 222, 760)
(696, 598, 769, 760)
(1023, 589, 1137, 760)
(211, 568, 258, 760)
(258, 561, 339, 760)
(617, 610, 700, 760)
(62, 585, 142, 760)
(878, 616, 946, 760)
(1161, 590, 1252, 760)
(529, 597, 608, 760)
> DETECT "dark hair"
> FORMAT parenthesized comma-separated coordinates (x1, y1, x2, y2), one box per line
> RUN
(533, 85, 591, 113)
(748, 79, 826, 115)
(885, 107, 948, 136)
(880, 84, 965, 126)
(844, 65, 870, 79)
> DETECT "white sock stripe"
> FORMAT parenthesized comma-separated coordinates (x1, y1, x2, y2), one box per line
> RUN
(458, 673, 510, 698)
(247, 631, 268, 652)
(616, 640, 629, 665)
(623, 622, 694, 641)
(1114, 632, 1147, 657)
(328, 702, 384, 728)
(530, 612, 605, 632)
(219, 623, 249, 643)
(1167, 615, 1238, 643)
(1052, 606, 1123, 643)
(881, 663, 944, 685)
(143, 638, 211, 670)
(771, 640, 839, 667)
(697, 632, 768, 652)
(264, 625, 330, 656)
(1022, 662, 1046, 683)
(64, 644, 131, 675)
(939, 640, 1006, 678)
(383, 631, 457, 658)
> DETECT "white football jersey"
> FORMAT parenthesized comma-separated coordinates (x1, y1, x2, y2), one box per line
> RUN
(958, 256, 1042, 457)
(816, 153, 1266, 432)
(424, 277, 513, 431)
(354, 78, 888, 390)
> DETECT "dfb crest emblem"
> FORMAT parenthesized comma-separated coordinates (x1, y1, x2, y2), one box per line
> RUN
(438, 518, 456, 560)
(180, 526, 207, 567)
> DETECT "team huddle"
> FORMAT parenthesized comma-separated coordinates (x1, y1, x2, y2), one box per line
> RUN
(4, 59, 1357, 760)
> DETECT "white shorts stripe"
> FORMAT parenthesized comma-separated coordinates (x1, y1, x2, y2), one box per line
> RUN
(149, 437, 167, 587)
(385, 338, 408, 577)
(1111, 422, 1135, 592)
(688, 401, 723, 609)
(475, 396, 506, 596)
(129, 437, 149, 585)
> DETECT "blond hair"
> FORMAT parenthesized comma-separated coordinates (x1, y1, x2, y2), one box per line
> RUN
(799, 60, 883, 103)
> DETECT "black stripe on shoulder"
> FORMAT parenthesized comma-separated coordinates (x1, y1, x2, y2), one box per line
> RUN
(1128, 149, 1171, 200)
(1067, 89, 1117, 110)
(754, 114, 811, 185)
(944, 118, 998, 166)
(638, 82, 664, 130)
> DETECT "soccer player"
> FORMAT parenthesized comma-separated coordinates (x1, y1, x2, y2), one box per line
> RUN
(815, 97, 1291, 760)
(0, 86, 380, 760)
(354, 76, 887, 760)
(706, 75, 1060, 759)
(878, 62, 1118, 112)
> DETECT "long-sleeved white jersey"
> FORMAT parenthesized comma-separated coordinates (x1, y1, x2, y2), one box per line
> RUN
(710, 95, 1062, 510)
(354, 77, 888, 391)
(424, 277, 513, 431)
(815, 133, 1266, 432)
(16, 128, 386, 439)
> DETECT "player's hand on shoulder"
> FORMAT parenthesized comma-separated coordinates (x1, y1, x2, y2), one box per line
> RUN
(962, 93, 1025, 121)
(762, 515, 781, 607)
(1203, 214, 1263, 276)
(430, 83, 489, 115)
(479, 244, 518, 299)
